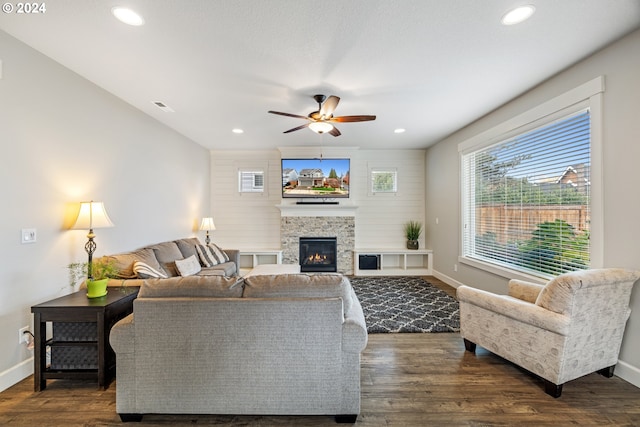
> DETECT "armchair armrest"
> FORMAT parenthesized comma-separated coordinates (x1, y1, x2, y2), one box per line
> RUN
(508, 279, 545, 303)
(457, 285, 570, 336)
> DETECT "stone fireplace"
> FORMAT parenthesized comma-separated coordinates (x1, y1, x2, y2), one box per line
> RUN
(279, 206, 356, 274)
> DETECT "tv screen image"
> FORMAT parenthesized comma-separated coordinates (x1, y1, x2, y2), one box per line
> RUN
(282, 158, 350, 199)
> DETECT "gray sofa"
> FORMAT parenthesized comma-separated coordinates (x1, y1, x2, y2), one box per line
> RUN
(99, 237, 239, 287)
(109, 272, 368, 423)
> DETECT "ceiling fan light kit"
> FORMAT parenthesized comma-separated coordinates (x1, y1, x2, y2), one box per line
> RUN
(308, 121, 334, 134)
(268, 94, 376, 137)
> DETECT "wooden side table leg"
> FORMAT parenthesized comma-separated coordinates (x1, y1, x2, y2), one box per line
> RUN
(33, 312, 46, 391)
(97, 312, 106, 389)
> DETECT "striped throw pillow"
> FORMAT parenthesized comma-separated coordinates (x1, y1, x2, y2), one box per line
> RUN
(196, 244, 229, 267)
(133, 261, 168, 279)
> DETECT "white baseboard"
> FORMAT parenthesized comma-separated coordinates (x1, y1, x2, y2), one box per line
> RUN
(0, 357, 33, 393)
(615, 359, 640, 389)
(432, 269, 464, 289)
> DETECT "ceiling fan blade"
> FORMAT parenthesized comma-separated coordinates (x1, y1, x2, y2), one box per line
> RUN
(283, 123, 311, 133)
(320, 96, 340, 118)
(329, 115, 376, 123)
(329, 126, 341, 137)
(268, 110, 309, 120)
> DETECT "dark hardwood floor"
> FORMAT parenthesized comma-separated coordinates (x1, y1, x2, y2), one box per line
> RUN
(2, 278, 640, 426)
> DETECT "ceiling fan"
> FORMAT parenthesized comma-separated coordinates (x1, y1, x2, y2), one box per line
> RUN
(268, 94, 376, 137)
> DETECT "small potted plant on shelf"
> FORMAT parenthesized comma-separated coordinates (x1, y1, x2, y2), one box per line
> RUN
(404, 220, 423, 250)
(68, 258, 118, 298)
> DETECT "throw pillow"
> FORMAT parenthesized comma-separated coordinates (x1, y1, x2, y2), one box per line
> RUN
(133, 260, 169, 279)
(196, 243, 229, 267)
(175, 254, 202, 277)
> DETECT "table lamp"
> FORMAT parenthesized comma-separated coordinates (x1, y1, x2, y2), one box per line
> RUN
(71, 201, 114, 279)
(199, 217, 216, 245)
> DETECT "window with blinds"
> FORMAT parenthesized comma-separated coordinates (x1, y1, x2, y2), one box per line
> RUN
(461, 110, 591, 278)
(238, 170, 264, 192)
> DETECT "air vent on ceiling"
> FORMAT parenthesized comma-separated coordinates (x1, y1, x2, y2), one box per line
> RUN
(152, 101, 175, 112)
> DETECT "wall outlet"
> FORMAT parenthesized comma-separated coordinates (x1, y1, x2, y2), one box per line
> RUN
(454, 264, 458, 272)
(19, 326, 29, 344)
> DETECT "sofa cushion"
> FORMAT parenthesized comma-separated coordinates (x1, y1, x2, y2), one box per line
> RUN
(133, 260, 169, 279)
(196, 243, 229, 267)
(243, 273, 354, 314)
(138, 275, 244, 298)
(175, 255, 202, 277)
(147, 241, 184, 277)
(103, 248, 163, 279)
(175, 237, 202, 259)
(207, 261, 236, 277)
(197, 268, 226, 276)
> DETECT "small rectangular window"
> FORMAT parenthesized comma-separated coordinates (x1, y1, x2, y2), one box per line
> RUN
(371, 169, 397, 193)
(239, 170, 264, 193)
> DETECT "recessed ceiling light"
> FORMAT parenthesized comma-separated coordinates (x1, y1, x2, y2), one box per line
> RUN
(394, 128, 406, 134)
(112, 7, 145, 26)
(501, 5, 536, 25)
(232, 128, 244, 134)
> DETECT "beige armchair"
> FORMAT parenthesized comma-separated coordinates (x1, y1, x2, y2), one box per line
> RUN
(457, 268, 640, 397)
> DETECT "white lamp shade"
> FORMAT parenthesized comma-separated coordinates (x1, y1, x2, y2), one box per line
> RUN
(199, 217, 216, 231)
(72, 201, 114, 230)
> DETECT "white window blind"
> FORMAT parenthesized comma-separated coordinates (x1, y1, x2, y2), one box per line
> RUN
(239, 170, 264, 192)
(461, 110, 591, 278)
(371, 169, 398, 193)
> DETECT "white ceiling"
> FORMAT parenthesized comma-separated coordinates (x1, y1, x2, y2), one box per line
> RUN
(1, 1, 639, 151)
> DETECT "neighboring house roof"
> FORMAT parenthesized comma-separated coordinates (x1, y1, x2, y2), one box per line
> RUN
(556, 163, 590, 187)
(282, 168, 296, 175)
(299, 168, 323, 176)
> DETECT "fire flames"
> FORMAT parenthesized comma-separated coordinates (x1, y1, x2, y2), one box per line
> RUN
(306, 253, 328, 264)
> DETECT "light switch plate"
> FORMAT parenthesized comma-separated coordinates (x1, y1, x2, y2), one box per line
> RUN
(21, 228, 36, 244)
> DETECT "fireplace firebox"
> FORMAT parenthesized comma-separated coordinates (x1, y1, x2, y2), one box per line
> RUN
(299, 237, 337, 273)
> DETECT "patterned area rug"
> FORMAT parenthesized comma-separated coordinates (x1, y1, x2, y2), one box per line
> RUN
(350, 276, 460, 333)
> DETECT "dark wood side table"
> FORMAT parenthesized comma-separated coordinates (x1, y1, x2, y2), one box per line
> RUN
(31, 286, 139, 391)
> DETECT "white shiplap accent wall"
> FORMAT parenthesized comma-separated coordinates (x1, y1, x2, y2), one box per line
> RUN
(354, 150, 426, 249)
(209, 148, 426, 252)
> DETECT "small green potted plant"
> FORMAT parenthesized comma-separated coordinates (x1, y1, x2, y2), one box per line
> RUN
(404, 220, 423, 250)
(68, 258, 118, 298)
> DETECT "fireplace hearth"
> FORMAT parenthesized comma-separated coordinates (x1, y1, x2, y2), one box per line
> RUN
(299, 237, 337, 273)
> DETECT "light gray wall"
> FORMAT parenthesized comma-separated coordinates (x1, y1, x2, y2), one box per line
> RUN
(426, 28, 640, 386)
(0, 31, 211, 391)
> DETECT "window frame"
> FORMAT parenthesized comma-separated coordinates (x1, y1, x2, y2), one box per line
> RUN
(458, 77, 604, 281)
(238, 169, 265, 193)
(370, 167, 398, 194)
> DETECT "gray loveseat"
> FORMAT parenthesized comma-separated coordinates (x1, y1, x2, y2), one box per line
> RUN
(110, 272, 368, 423)
(99, 237, 239, 287)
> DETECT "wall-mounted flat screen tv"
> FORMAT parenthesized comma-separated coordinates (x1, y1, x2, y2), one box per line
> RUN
(282, 158, 350, 198)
